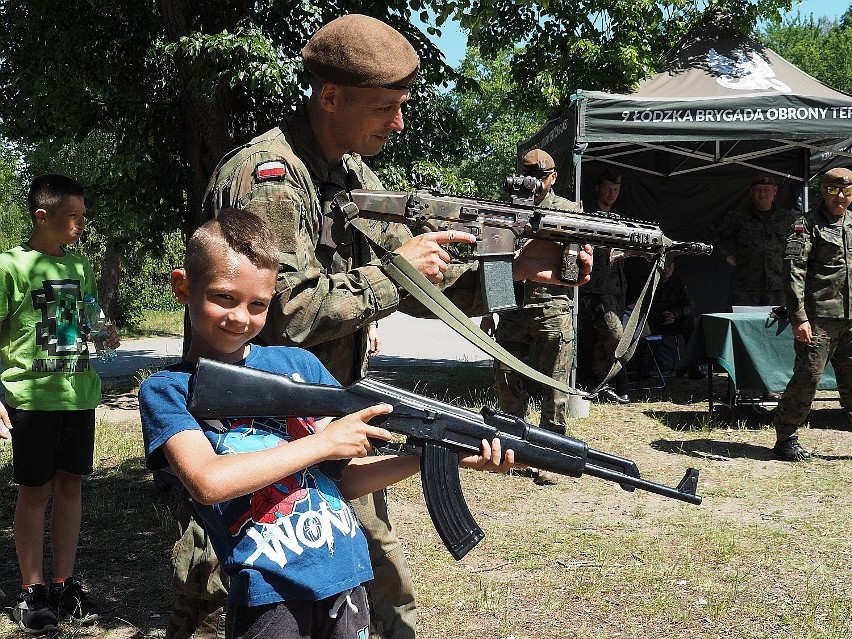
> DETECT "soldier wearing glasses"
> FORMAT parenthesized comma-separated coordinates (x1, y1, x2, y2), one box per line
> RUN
(773, 167, 852, 461)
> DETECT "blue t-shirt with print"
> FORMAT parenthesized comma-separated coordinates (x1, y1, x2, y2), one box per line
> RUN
(139, 345, 373, 606)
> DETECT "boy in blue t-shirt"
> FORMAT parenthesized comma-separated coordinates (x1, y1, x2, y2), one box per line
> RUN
(139, 209, 515, 639)
(0, 174, 119, 633)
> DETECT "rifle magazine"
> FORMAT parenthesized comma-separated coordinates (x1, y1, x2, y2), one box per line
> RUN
(419, 440, 485, 560)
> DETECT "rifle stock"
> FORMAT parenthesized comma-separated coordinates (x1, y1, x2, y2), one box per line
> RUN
(187, 358, 702, 560)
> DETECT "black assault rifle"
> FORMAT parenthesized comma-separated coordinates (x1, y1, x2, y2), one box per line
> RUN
(334, 177, 713, 312)
(187, 358, 702, 560)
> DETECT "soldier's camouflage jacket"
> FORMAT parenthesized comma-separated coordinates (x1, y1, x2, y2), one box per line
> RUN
(521, 190, 582, 309)
(705, 204, 798, 297)
(204, 106, 482, 383)
(783, 203, 852, 325)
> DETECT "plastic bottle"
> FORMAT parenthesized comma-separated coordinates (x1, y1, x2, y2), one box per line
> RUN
(82, 294, 117, 362)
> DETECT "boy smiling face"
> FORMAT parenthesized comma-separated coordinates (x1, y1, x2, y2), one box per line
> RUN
(173, 248, 277, 364)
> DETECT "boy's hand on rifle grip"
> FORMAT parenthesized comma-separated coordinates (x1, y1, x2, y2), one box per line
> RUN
(459, 437, 518, 473)
(318, 404, 394, 460)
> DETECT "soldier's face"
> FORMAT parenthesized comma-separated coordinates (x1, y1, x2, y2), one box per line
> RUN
(333, 85, 409, 157)
(750, 184, 777, 212)
(595, 180, 621, 210)
(823, 184, 852, 217)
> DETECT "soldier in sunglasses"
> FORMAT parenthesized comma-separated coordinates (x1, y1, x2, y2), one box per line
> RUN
(773, 167, 852, 461)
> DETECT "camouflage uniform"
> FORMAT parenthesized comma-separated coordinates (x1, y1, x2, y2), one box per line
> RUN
(578, 247, 627, 382)
(705, 205, 798, 307)
(179, 105, 483, 639)
(647, 273, 696, 341)
(493, 191, 581, 433)
(775, 204, 852, 440)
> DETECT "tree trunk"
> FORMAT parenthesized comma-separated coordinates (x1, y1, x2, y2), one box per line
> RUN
(98, 241, 123, 322)
(157, 0, 238, 352)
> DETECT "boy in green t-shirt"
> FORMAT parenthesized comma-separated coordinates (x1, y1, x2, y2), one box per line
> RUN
(0, 174, 120, 633)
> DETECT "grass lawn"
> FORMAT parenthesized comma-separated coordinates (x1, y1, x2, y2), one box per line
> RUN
(0, 358, 850, 638)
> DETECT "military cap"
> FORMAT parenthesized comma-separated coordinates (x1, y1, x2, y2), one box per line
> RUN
(751, 173, 776, 186)
(302, 14, 420, 89)
(823, 167, 852, 186)
(522, 149, 556, 175)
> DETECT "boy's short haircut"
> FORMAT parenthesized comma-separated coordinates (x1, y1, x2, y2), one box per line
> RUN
(185, 208, 279, 280)
(27, 174, 85, 217)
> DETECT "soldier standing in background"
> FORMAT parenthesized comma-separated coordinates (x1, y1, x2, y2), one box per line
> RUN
(579, 169, 631, 404)
(773, 167, 852, 461)
(705, 174, 798, 308)
(480, 149, 582, 486)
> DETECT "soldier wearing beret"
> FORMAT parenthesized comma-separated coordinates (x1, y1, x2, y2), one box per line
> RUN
(704, 173, 798, 308)
(773, 167, 852, 461)
(480, 149, 582, 485)
(171, 14, 593, 639)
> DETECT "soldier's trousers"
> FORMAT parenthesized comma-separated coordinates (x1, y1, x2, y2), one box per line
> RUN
(166, 491, 415, 639)
(166, 497, 228, 639)
(493, 303, 574, 433)
(351, 489, 417, 639)
(591, 310, 624, 379)
(775, 318, 852, 440)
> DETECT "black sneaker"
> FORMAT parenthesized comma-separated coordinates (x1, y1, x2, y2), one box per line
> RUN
(49, 577, 101, 624)
(13, 584, 59, 634)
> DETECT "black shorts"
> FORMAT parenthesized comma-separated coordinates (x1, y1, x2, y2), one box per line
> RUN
(226, 585, 370, 639)
(9, 408, 96, 486)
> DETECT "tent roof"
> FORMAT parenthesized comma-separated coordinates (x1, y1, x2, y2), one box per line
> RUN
(637, 8, 850, 101)
(521, 8, 852, 181)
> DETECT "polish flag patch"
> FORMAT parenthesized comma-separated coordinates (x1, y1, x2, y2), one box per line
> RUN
(793, 223, 805, 232)
(255, 161, 286, 181)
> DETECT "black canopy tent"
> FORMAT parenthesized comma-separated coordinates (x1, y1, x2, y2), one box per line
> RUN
(519, 9, 852, 313)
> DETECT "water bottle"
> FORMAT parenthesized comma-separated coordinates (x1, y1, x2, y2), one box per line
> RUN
(82, 294, 117, 362)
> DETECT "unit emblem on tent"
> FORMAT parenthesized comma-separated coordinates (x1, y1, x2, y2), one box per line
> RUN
(707, 48, 792, 94)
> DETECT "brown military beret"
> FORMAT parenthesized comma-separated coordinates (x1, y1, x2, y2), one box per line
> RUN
(751, 173, 776, 186)
(522, 149, 556, 175)
(302, 14, 420, 89)
(823, 167, 852, 186)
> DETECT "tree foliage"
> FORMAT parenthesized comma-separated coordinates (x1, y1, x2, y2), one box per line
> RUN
(449, 47, 549, 199)
(438, 0, 795, 116)
(0, 0, 801, 322)
(761, 4, 852, 95)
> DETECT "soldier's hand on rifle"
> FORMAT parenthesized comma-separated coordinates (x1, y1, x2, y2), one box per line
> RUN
(513, 241, 593, 286)
(315, 404, 394, 459)
(459, 437, 518, 474)
(394, 230, 476, 283)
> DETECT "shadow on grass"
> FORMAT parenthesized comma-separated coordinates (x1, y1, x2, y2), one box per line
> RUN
(0, 455, 178, 637)
(651, 437, 776, 461)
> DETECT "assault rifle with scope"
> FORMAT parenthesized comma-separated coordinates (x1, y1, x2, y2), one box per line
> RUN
(187, 358, 703, 560)
(331, 175, 713, 312)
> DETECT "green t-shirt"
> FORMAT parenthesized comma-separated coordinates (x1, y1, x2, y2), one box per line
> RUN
(0, 244, 102, 410)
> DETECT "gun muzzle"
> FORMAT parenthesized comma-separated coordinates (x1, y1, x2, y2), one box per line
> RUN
(670, 241, 713, 256)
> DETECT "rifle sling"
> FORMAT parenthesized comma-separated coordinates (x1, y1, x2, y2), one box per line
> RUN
(590, 255, 663, 395)
(342, 214, 588, 398)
